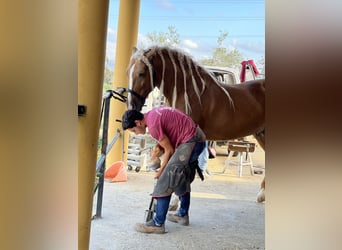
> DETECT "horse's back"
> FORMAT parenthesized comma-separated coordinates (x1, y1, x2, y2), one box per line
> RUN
(234, 79, 265, 105)
(240, 78, 265, 90)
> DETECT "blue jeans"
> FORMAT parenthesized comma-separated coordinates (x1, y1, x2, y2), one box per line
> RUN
(153, 141, 205, 225)
(189, 141, 206, 163)
(154, 195, 171, 226)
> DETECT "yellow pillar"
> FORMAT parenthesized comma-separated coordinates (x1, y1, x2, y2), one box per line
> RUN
(107, 0, 141, 166)
(78, 0, 109, 249)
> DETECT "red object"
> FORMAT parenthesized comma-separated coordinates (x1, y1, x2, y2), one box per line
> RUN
(240, 60, 259, 82)
(104, 161, 127, 182)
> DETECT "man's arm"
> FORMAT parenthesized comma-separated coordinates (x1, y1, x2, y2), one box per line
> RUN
(155, 135, 174, 179)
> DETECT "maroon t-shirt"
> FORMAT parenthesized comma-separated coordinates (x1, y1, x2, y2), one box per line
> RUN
(145, 106, 197, 149)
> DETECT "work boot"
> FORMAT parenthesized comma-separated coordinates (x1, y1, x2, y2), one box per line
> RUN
(166, 213, 189, 226)
(134, 219, 165, 234)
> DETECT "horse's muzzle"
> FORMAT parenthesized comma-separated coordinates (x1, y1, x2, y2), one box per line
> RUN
(126, 88, 146, 111)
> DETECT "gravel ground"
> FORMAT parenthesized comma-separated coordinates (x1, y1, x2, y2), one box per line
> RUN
(90, 140, 265, 250)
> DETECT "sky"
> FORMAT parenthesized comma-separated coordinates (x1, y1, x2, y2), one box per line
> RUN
(106, 0, 265, 67)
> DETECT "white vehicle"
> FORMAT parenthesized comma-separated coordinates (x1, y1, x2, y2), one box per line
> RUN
(205, 63, 263, 85)
(204, 65, 241, 84)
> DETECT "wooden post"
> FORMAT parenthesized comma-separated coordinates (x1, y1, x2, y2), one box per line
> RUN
(107, 0, 141, 166)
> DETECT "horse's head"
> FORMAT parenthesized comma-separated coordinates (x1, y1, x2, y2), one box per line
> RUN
(126, 47, 155, 111)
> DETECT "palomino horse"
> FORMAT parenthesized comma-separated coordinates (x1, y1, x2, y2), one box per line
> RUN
(126, 46, 265, 202)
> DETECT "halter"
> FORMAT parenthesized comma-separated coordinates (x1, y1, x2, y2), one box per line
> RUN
(125, 88, 146, 107)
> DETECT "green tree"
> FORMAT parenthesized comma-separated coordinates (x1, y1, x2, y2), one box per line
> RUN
(257, 56, 265, 70)
(146, 25, 180, 46)
(103, 57, 113, 92)
(199, 31, 243, 68)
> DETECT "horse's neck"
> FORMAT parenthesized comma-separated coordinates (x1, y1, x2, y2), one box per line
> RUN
(154, 59, 234, 114)
(152, 49, 191, 109)
(150, 47, 234, 114)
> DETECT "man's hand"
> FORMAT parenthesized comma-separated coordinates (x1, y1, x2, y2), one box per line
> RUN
(154, 170, 162, 179)
(153, 135, 173, 179)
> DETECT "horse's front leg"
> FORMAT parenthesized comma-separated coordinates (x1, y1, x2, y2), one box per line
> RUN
(257, 177, 265, 202)
(254, 128, 265, 203)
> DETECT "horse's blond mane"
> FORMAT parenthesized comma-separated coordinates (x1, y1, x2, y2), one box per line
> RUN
(134, 46, 234, 114)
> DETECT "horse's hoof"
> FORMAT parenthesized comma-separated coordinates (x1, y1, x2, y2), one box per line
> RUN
(168, 196, 179, 211)
(256, 188, 265, 203)
(168, 203, 178, 211)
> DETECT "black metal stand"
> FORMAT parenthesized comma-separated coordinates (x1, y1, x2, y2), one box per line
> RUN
(92, 88, 127, 219)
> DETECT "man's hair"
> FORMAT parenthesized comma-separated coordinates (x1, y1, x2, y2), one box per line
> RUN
(121, 109, 144, 130)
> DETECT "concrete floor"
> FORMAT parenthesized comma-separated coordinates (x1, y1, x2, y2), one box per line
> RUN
(89, 137, 265, 250)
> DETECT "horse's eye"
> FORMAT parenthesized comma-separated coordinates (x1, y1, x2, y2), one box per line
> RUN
(138, 71, 145, 77)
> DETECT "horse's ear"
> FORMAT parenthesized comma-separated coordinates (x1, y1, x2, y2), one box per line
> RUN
(132, 47, 138, 55)
(146, 47, 156, 60)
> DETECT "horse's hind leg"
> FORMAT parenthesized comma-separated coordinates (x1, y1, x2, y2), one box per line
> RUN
(253, 129, 265, 150)
(254, 129, 265, 203)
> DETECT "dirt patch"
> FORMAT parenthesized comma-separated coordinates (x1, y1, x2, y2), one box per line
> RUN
(90, 141, 265, 250)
